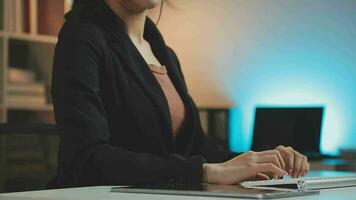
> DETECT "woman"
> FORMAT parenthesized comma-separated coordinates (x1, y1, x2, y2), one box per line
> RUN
(50, 0, 309, 187)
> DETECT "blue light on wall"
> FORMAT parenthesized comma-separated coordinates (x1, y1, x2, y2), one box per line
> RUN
(223, 0, 356, 156)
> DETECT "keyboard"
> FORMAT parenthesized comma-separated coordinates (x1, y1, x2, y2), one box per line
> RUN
(240, 175, 356, 191)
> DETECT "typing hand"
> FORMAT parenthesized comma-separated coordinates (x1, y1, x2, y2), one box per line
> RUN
(275, 145, 310, 178)
(202, 150, 288, 184)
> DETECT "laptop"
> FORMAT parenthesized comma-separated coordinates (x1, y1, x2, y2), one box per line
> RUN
(111, 184, 319, 199)
(251, 107, 325, 159)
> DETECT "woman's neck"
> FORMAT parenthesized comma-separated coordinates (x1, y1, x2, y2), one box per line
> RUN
(104, 0, 147, 45)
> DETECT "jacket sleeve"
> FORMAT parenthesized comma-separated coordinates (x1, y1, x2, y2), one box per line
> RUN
(51, 21, 205, 187)
(166, 47, 240, 163)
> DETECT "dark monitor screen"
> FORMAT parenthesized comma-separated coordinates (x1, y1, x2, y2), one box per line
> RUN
(251, 107, 324, 155)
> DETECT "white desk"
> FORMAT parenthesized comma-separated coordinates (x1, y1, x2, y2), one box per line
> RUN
(1, 185, 356, 200)
(1, 171, 356, 200)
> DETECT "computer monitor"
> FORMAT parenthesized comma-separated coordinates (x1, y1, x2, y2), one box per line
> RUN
(251, 107, 324, 156)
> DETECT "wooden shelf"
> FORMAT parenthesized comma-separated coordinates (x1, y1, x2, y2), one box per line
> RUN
(7, 102, 53, 111)
(0, 0, 66, 193)
(8, 33, 57, 44)
(193, 96, 234, 110)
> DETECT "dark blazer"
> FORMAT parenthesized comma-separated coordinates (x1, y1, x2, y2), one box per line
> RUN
(51, 2, 235, 188)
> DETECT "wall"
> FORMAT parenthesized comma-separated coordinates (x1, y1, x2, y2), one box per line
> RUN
(151, 0, 356, 155)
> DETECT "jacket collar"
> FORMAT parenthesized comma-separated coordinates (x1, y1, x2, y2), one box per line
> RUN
(89, 2, 193, 150)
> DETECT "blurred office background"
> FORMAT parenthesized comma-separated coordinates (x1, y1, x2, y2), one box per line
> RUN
(153, 0, 356, 156)
(0, 0, 355, 193)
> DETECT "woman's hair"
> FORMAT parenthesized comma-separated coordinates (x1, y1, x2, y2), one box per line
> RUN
(67, 0, 170, 25)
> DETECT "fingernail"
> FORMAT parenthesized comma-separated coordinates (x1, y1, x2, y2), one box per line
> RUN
(283, 170, 288, 175)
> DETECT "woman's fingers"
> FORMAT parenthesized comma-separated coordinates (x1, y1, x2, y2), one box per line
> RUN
(257, 150, 286, 170)
(286, 146, 309, 178)
(275, 145, 310, 178)
(298, 156, 309, 177)
(275, 145, 295, 175)
(255, 163, 288, 178)
(291, 151, 303, 178)
(255, 154, 282, 170)
(244, 172, 270, 181)
(305, 162, 310, 175)
(255, 173, 270, 180)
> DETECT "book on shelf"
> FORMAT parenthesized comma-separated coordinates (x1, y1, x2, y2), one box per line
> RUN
(0, 0, 3, 30)
(8, 82, 46, 96)
(6, 0, 73, 35)
(24, 0, 37, 34)
(37, 0, 65, 36)
(8, 67, 36, 84)
(7, 67, 48, 106)
(7, 0, 15, 32)
(7, 0, 25, 33)
(7, 94, 46, 105)
(15, 0, 25, 33)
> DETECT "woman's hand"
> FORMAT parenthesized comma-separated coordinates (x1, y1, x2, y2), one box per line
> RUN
(202, 147, 310, 184)
(202, 150, 288, 184)
(275, 145, 310, 178)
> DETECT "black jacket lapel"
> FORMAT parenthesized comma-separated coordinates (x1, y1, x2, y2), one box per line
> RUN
(112, 35, 175, 146)
(90, 4, 175, 149)
(144, 25, 188, 98)
(143, 20, 200, 156)
(88, 2, 200, 154)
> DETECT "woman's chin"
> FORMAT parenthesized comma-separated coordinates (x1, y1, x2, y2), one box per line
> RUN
(132, 0, 162, 10)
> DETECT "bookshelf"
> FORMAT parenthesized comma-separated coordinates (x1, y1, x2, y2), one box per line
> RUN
(0, 0, 70, 123)
(0, 0, 70, 192)
(9, 33, 57, 44)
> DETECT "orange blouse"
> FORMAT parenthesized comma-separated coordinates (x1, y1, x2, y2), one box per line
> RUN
(148, 64, 186, 138)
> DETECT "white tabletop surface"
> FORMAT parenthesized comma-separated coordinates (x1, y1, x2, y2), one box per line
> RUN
(1, 171, 356, 200)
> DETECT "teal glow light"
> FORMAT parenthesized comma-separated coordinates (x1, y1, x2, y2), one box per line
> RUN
(227, 61, 355, 155)
(223, 0, 356, 156)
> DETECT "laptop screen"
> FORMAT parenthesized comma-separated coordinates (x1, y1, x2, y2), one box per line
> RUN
(251, 107, 324, 155)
